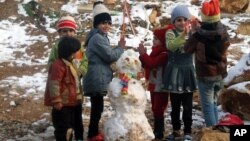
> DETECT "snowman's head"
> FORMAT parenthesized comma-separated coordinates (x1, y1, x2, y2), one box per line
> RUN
(116, 49, 141, 75)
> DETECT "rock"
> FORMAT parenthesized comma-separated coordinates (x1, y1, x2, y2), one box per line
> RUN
(236, 22, 250, 35)
(223, 54, 250, 87)
(220, 53, 250, 120)
(149, 8, 159, 26)
(246, 2, 250, 13)
(77, 4, 93, 13)
(104, 0, 116, 5)
(191, 0, 200, 5)
(196, 127, 229, 141)
(219, 82, 250, 120)
(220, 0, 249, 13)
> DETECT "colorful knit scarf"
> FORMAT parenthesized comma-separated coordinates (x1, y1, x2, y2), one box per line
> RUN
(119, 73, 137, 95)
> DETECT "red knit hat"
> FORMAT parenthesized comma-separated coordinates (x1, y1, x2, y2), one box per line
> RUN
(153, 28, 167, 47)
(153, 25, 173, 48)
(201, 0, 221, 23)
(57, 15, 77, 31)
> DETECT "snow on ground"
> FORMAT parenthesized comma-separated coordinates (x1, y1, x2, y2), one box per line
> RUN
(0, 0, 250, 140)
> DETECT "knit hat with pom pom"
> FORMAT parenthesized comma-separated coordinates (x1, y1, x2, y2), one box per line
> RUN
(153, 28, 167, 47)
(57, 15, 77, 32)
(92, 1, 111, 28)
(201, 0, 221, 23)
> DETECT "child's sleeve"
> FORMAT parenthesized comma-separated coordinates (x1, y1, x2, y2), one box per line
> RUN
(78, 50, 88, 77)
(165, 30, 186, 52)
(139, 51, 167, 69)
(184, 35, 198, 53)
(48, 61, 64, 104)
(47, 41, 59, 67)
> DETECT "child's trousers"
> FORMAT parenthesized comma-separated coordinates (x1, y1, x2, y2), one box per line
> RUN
(88, 95, 104, 138)
(170, 92, 193, 134)
(52, 105, 84, 141)
(150, 92, 169, 119)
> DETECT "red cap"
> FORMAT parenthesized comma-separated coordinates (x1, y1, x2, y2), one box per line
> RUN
(217, 114, 244, 126)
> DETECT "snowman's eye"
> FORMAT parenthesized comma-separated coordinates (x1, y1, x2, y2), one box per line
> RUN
(125, 58, 129, 62)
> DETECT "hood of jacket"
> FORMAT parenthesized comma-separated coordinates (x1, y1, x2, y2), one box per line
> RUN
(198, 22, 227, 41)
(85, 28, 107, 46)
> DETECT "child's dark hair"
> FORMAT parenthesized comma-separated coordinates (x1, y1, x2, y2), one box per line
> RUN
(58, 36, 81, 59)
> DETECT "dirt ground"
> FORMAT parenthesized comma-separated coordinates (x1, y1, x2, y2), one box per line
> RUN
(0, 0, 62, 139)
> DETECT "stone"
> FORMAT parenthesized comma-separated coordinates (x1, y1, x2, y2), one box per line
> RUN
(220, 53, 250, 120)
(246, 2, 250, 13)
(104, 0, 116, 5)
(196, 127, 229, 141)
(219, 82, 250, 120)
(236, 22, 250, 36)
(220, 0, 249, 13)
(224, 54, 250, 87)
(149, 8, 159, 26)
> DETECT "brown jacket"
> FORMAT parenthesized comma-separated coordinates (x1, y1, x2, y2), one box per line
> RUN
(184, 22, 230, 78)
(44, 59, 82, 106)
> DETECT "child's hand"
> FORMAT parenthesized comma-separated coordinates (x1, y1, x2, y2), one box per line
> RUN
(138, 42, 146, 55)
(53, 102, 63, 110)
(183, 21, 190, 36)
(190, 18, 201, 33)
(118, 36, 126, 49)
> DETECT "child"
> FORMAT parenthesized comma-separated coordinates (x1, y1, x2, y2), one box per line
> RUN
(83, 2, 126, 141)
(47, 15, 86, 141)
(48, 15, 87, 76)
(138, 27, 169, 140)
(44, 36, 83, 141)
(184, 0, 230, 127)
(162, 5, 197, 141)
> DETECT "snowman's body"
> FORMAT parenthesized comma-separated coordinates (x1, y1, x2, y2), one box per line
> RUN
(104, 49, 154, 141)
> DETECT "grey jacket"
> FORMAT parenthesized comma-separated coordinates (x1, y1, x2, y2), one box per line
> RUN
(83, 28, 124, 96)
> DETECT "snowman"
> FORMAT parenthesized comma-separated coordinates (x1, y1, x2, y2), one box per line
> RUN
(104, 49, 154, 141)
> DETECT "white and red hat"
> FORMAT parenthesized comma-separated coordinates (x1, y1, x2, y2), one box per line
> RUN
(57, 15, 77, 31)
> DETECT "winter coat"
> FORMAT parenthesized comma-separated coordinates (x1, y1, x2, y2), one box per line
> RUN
(48, 39, 88, 76)
(163, 29, 197, 93)
(139, 45, 168, 92)
(44, 59, 82, 106)
(184, 22, 230, 79)
(83, 28, 124, 96)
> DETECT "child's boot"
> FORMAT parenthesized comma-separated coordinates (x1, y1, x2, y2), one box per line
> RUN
(163, 130, 181, 141)
(87, 132, 104, 141)
(183, 134, 192, 141)
(153, 118, 164, 139)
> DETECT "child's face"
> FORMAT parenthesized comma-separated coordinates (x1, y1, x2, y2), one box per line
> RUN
(173, 17, 188, 32)
(97, 21, 111, 34)
(153, 36, 162, 46)
(58, 28, 76, 37)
